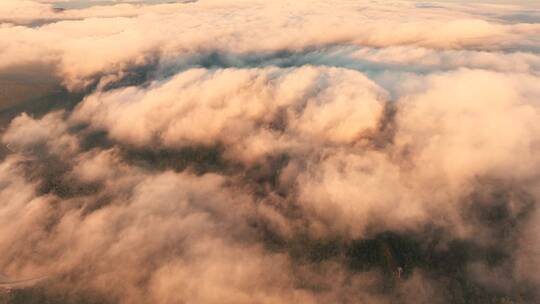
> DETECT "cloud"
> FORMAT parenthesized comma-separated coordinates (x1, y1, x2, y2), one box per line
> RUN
(1, 0, 540, 303)
(70, 66, 386, 163)
(1, 0, 539, 89)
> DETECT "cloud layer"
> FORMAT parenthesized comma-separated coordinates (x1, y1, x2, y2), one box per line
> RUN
(1, 1, 540, 303)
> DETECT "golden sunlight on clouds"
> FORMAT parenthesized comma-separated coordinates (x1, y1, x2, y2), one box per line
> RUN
(0, 1, 539, 303)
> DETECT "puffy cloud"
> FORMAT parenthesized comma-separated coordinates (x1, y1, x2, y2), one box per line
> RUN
(71, 66, 386, 163)
(1, 0, 540, 303)
(396, 69, 540, 184)
(293, 68, 540, 239)
(2, 111, 78, 155)
(1, 0, 539, 89)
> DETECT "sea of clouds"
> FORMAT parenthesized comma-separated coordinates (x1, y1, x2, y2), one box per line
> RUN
(1, 0, 540, 303)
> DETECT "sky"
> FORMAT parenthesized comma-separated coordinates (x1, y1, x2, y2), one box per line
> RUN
(50, 0, 195, 9)
(0, 0, 540, 303)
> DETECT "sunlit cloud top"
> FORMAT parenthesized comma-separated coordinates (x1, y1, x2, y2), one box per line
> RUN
(1, 1, 540, 303)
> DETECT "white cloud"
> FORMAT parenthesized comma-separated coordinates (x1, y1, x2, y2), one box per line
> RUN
(1, 1, 540, 303)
